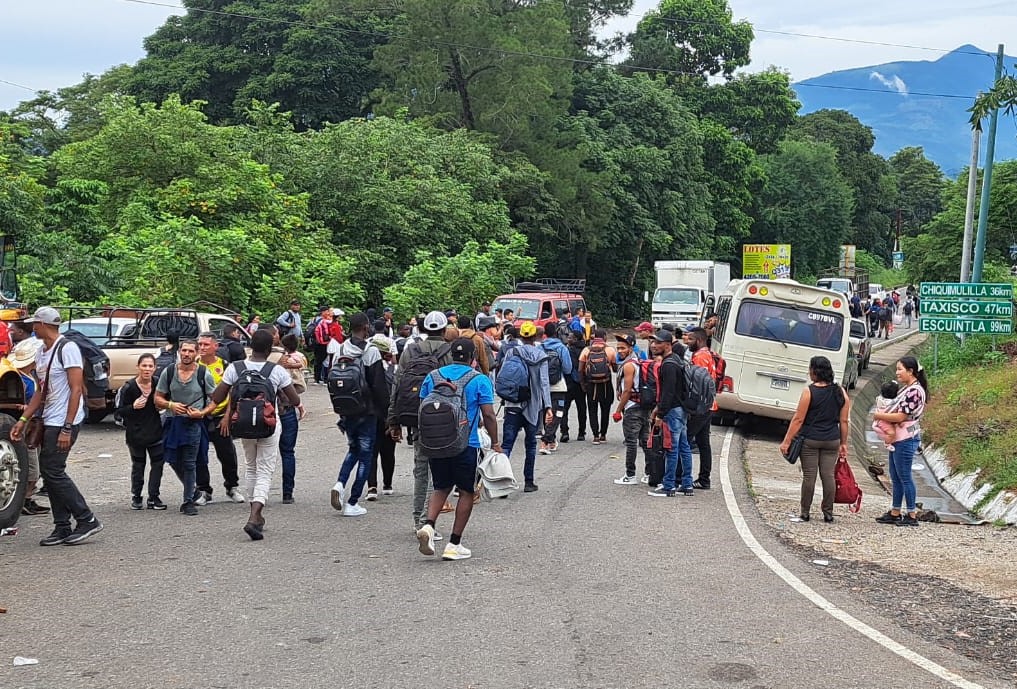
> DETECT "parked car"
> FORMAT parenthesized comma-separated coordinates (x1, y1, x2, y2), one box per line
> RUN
(492, 278, 587, 330)
(842, 340, 859, 390)
(60, 317, 137, 346)
(848, 318, 872, 371)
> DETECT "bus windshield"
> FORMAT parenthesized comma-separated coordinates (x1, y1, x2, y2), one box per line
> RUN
(653, 288, 700, 306)
(492, 298, 540, 320)
(735, 300, 843, 350)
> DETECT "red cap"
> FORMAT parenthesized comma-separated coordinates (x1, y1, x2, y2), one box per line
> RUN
(634, 321, 654, 333)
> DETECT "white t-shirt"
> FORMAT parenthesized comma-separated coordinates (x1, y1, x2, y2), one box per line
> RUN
(36, 337, 86, 426)
(222, 359, 294, 399)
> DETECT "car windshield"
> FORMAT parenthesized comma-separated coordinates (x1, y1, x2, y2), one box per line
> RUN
(653, 288, 700, 305)
(735, 300, 844, 350)
(492, 298, 540, 320)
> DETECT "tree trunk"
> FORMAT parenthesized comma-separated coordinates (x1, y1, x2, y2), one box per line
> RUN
(447, 50, 476, 130)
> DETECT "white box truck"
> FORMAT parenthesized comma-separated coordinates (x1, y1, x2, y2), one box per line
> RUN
(648, 260, 731, 329)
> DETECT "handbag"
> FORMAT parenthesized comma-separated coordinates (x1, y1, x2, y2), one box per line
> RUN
(834, 456, 863, 512)
(783, 433, 805, 465)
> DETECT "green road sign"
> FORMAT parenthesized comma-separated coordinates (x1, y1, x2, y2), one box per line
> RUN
(919, 282, 1014, 299)
(919, 317, 1013, 335)
(922, 299, 1014, 317)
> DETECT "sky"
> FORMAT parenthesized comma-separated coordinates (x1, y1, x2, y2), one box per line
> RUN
(2, 0, 1017, 110)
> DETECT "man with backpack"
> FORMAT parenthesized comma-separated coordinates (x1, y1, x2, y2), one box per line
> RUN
(579, 329, 616, 445)
(560, 330, 587, 443)
(210, 329, 300, 540)
(220, 323, 247, 363)
(538, 322, 573, 454)
(687, 327, 718, 490)
(154, 339, 219, 516)
(275, 300, 303, 345)
(878, 300, 893, 339)
(902, 297, 914, 328)
(612, 334, 649, 486)
(415, 338, 501, 561)
(307, 306, 330, 384)
(388, 310, 454, 532)
(648, 331, 696, 497)
(328, 313, 390, 518)
(498, 321, 551, 493)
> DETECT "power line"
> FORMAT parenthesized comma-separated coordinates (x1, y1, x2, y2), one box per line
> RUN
(0, 78, 38, 93)
(112, 0, 981, 101)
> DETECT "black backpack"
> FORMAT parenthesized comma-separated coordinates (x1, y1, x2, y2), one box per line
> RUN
(304, 316, 321, 347)
(328, 342, 373, 417)
(681, 360, 716, 416)
(585, 345, 611, 384)
(392, 342, 451, 427)
(540, 342, 564, 385)
(417, 369, 480, 459)
(879, 306, 892, 322)
(153, 348, 177, 383)
(229, 361, 279, 439)
(59, 330, 110, 405)
(903, 301, 913, 315)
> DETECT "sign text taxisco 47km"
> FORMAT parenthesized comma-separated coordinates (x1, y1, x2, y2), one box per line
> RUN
(919, 282, 1014, 335)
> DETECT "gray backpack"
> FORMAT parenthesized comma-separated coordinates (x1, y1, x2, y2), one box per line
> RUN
(417, 369, 480, 459)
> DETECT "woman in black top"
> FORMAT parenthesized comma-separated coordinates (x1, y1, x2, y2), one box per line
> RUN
(780, 356, 851, 522)
(116, 353, 166, 510)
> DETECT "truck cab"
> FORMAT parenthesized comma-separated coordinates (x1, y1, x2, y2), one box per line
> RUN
(492, 279, 586, 330)
(649, 260, 731, 330)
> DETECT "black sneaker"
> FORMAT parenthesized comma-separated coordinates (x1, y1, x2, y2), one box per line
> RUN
(692, 480, 710, 490)
(576, 433, 586, 442)
(648, 486, 676, 497)
(40, 527, 72, 546)
(559, 433, 569, 443)
(147, 498, 167, 510)
(282, 494, 295, 504)
(679, 487, 694, 496)
(63, 518, 103, 545)
(875, 511, 902, 524)
(21, 498, 50, 515)
(896, 515, 919, 527)
(131, 496, 144, 510)
(180, 502, 198, 516)
(523, 482, 538, 493)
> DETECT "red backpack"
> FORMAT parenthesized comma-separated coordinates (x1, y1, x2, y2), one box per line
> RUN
(638, 359, 662, 410)
(710, 350, 727, 393)
(834, 457, 863, 513)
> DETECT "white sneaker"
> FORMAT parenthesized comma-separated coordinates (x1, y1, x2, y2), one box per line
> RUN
(614, 475, 639, 485)
(416, 524, 436, 556)
(330, 481, 345, 511)
(382, 488, 394, 496)
(193, 491, 209, 506)
(538, 445, 550, 455)
(343, 503, 367, 517)
(442, 542, 472, 561)
(640, 474, 650, 484)
(549, 442, 559, 452)
(226, 488, 246, 503)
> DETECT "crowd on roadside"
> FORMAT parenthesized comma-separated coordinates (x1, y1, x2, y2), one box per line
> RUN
(10, 295, 927, 561)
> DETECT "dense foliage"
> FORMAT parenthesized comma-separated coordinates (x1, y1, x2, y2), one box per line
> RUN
(1, 0, 1000, 321)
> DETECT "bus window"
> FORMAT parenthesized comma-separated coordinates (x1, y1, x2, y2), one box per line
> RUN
(713, 298, 731, 348)
(735, 301, 843, 351)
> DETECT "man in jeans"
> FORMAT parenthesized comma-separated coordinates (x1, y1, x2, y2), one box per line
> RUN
(155, 340, 218, 515)
(331, 313, 390, 517)
(195, 332, 245, 504)
(648, 331, 694, 497)
(501, 321, 551, 493)
(687, 327, 716, 490)
(11, 307, 103, 546)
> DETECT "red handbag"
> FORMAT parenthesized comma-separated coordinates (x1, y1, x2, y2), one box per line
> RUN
(834, 457, 863, 513)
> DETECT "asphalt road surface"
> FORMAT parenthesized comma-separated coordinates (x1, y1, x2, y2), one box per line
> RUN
(3, 316, 1004, 689)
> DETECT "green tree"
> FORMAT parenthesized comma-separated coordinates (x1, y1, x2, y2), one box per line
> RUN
(626, 0, 753, 82)
(751, 139, 854, 277)
(382, 233, 535, 320)
(888, 146, 946, 235)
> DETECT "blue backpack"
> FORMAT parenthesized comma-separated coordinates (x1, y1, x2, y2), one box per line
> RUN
(495, 349, 546, 404)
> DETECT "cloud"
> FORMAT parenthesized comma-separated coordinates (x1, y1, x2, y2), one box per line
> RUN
(869, 71, 909, 95)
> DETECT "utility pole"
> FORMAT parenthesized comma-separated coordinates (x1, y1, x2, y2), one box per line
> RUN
(961, 126, 980, 282)
(972, 44, 1005, 283)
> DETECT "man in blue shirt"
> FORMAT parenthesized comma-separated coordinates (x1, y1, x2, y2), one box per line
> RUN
(416, 338, 501, 562)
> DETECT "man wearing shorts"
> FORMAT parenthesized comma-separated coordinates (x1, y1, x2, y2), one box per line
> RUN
(414, 338, 501, 561)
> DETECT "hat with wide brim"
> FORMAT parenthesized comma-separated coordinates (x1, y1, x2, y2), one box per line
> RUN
(9, 338, 42, 369)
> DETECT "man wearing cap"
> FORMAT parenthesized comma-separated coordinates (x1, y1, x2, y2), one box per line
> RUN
(444, 310, 459, 328)
(389, 310, 455, 532)
(380, 307, 396, 338)
(9, 337, 48, 515)
(500, 321, 551, 492)
(310, 306, 332, 384)
(474, 303, 491, 330)
(12, 307, 103, 545)
(415, 337, 500, 561)
(648, 330, 694, 497)
(612, 334, 648, 486)
(275, 300, 303, 345)
(634, 322, 655, 359)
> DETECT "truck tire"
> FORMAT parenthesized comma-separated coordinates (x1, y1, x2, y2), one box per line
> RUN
(0, 414, 29, 530)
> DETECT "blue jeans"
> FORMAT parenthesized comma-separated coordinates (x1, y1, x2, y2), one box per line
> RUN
(889, 436, 919, 512)
(279, 407, 299, 497)
(662, 407, 693, 491)
(338, 415, 376, 505)
(171, 422, 202, 506)
(503, 407, 539, 483)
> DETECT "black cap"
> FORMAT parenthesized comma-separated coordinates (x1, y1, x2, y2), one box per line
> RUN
(614, 334, 635, 347)
(651, 330, 674, 343)
(477, 316, 498, 330)
(450, 337, 476, 362)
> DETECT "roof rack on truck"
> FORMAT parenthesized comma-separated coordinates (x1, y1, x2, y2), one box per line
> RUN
(513, 278, 586, 294)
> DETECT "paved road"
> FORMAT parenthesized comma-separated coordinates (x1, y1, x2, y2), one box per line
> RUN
(2, 315, 1004, 689)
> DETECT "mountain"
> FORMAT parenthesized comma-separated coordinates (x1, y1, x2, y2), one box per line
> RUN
(793, 45, 1017, 176)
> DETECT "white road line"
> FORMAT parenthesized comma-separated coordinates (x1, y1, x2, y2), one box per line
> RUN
(718, 428, 987, 689)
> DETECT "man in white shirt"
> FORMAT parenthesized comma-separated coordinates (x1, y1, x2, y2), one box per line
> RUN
(11, 307, 102, 546)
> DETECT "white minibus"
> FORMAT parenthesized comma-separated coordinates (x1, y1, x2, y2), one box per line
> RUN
(707, 279, 852, 422)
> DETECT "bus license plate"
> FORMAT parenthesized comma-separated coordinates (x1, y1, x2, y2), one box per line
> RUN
(770, 378, 790, 391)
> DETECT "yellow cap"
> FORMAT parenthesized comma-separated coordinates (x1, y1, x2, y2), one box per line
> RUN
(519, 321, 537, 338)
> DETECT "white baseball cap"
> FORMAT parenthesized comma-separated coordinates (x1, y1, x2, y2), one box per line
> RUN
(24, 306, 61, 325)
(422, 310, 448, 332)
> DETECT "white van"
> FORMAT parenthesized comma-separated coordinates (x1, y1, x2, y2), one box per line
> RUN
(707, 279, 852, 422)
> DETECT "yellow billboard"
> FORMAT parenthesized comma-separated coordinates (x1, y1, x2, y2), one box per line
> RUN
(742, 244, 792, 279)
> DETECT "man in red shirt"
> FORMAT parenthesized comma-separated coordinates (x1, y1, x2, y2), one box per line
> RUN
(687, 327, 716, 490)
